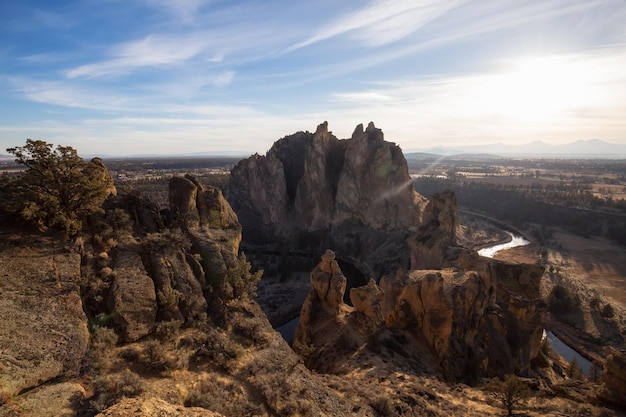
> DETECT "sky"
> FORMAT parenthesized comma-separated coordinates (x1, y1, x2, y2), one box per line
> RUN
(1, 0, 625, 156)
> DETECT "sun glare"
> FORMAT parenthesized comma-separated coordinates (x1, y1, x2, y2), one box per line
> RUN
(476, 55, 598, 125)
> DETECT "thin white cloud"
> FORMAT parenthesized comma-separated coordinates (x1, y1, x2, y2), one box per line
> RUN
(10, 78, 129, 110)
(65, 34, 206, 79)
(286, 0, 462, 52)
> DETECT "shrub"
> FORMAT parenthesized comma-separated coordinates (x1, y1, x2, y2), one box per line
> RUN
(4, 139, 114, 236)
(92, 326, 119, 348)
(154, 319, 183, 341)
(139, 339, 185, 373)
(157, 286, 181, 311)
(485, 374, 531, 416)
(226, 253, 262, 300)
(184, 377, 262, 416)
(548, 284, 579, 315)
(371, 396, 396, 416)
(91, 369, 144, 412)
(590, 297, 601, 310)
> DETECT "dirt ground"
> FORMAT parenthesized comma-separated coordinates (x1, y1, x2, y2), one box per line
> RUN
(548, 231, 626, 310)
(495, 229, 626, 311)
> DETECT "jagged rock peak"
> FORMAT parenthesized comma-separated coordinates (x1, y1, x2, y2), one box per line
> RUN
(315, 121, 329, 135)
(227, 122, 425, 275)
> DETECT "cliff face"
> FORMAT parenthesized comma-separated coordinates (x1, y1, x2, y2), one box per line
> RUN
(228, 122, 426, 274)
(408, 189, 458, 269)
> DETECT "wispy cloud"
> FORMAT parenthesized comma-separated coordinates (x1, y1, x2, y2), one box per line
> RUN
(65, 34, 207, 79)
(286, 0, 462, 52)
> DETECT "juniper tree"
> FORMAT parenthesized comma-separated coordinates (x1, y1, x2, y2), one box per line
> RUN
(485, 374, 532, 416)
(4, 139, 114, 236)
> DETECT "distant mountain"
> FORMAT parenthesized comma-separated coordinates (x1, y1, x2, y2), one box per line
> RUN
(0, 154, 13, 161)
(414, 139, 626, 158)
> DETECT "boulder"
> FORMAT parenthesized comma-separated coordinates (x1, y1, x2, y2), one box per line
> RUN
(109, 248, 157, 342)
(0, 382, 85, 417)
(96, 397, 225, 417)
(350, 278, 384, 325)
(0, 237, 89, 397)
(142, 246, 207, 322)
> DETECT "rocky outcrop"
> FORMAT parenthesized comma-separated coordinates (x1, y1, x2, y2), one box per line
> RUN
(95, 398, 224, 417)
(408, 189, 457, 269)
(295, 250, 349, 347)
(382, 270, 454, 358)
(142, 245, 208, 322)
(0, 236, 89, 398)
(169, 175, 244, 303)
(89, 157, 117, 197)
(350, 278, 384, 325)
(0, 382, 85, 417)
(296, 248, 546, 381)
(598, 348, 626, 406)
(109, 248, 157, 342)
(228, 122, 426, 275)
(170, 175, 239, 231)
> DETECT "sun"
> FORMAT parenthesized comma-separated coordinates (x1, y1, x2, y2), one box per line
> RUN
(476, 55, 595, 125)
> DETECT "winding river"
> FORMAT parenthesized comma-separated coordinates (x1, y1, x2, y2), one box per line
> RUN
(477, 231, 529, 257)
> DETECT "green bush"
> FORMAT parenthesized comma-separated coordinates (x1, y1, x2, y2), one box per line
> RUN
(548, 284, 579, 315)
(3, 139, 114, 236)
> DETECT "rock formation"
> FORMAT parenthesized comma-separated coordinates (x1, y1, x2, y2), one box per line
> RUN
(227, 122, 427, 275)
(295, 250, 350, 347)
(1, 172, 376, 416)
(408, 189, 458, 269)
(295, 245, 547, 381)
(598, 348, 626, 406)
(109, 249, 157, 341)
(0, 236, 89, 400)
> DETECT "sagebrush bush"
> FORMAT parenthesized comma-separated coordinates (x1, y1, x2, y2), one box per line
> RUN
(91, 369, 144, 412)
(140, 339, 186, 373)
(184, 377, 263, 416)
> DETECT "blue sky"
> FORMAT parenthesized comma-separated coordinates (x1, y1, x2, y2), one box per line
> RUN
(1, 0, 625, 156)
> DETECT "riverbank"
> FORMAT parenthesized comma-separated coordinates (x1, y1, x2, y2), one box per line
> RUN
(548, 321, 604, 365)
